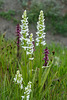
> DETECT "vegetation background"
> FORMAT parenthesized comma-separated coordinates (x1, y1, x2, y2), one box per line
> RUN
(0, 0, 67, 100)
(0, 0, 67, 46)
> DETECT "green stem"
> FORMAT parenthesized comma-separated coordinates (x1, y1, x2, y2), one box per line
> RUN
(24, 50, 27, 84)
(29, 55, 32, 80)
(39, 44, 42, 86)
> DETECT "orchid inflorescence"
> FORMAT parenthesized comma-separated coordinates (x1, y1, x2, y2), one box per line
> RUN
(14, 70, 32, 100)
(36, 10, 46, 46)
(14, 70, 23, 89)
(14, 10, 50, 100)
(16, 24, 21, 64)
(43, 47, 49, 67)
(20, 10, 34, 60)
(21, 81, 32, 100)
(16, 24, 20, 47)
(20, 10, 29, 51)
(26, 33, 34, 60)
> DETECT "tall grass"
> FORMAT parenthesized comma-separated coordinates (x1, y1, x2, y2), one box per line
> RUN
(0, 34, 67, 100)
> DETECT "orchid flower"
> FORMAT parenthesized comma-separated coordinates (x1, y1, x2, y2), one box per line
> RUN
(20, 10, 29, 50)
(36, 10, 46, 46)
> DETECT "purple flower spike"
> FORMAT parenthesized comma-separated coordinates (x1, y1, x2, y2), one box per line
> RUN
(16, 24, 21, 67)
(16, 24, 20, 47)
(32, 41, 35, 51)
(43, 47, 49, 66)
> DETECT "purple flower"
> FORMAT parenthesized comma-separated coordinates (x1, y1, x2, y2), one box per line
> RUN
(43, 47, 49, 66)
(32, 41, 35, 51)
(16, 24, 20, 47)
(16, 24, 21, 66)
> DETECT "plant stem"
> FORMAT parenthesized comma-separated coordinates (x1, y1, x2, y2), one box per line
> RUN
(24, 50, 27, 84)
(29, 55, 32, 80)
(39, 44, 42, 86)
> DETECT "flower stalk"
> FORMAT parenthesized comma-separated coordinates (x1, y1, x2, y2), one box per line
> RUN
(21, 81, 32, 100)
(26, 33, 34, 80)
(16, 24, 21, 67)
(14, 70, 23, 89)
(43, 47, 49, 67)
(20, 10, 29, 83)
(36, 10, 46, 86)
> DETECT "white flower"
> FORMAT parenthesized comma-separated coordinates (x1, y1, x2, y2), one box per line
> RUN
(29, 58, 34, 60)
(21, 96, 25, 100)
(62, 50, 65, 54)
(36, 43, 39, 46)
(14, 70, 23, 89)
(20, 84, 23, 89)
(22, 46, 27, 50)
(26, 33, 34, 60)
(41, 41, 46, 46)
(42, 66, 49, 68)
(20, 10, 29, 50)
(23, 81, 32, 100)
(27, 95, 30, 100)
(54, 56, 60, 66)
(55, 56, 59, 60)
(17, 70, 20, 74)
(36, 10, 46, 46)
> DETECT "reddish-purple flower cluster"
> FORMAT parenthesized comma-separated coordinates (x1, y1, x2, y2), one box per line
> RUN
(32, 41, 35, 51)
(43, 47, 49, 66)
(16, 24, 21, 63)
(16, 24, 20, 47)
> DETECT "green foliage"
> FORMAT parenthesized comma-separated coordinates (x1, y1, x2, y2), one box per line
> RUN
(0, 0, 4, 9)
(0, 9, 67, 100)
(46, 14, 67, 36)
(13, 18, 20, 24)
(18, 0, 28, 7)
(61, 0, 67, 4)
(0, 10, 16, 20)
(55, 15, 67, 36)
(28, 3, 43, 23)
(28, 0, 63, 23)
(0, 34, 67, 100)
(27, 0, 67, 36)
(0, 10, 20, 24)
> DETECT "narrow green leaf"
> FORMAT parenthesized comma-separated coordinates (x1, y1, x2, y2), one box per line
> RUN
(40, 67, 51, 92)
(40, 72, 57, 100)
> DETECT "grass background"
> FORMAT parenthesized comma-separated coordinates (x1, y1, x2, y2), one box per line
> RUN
(0, 35, 67, 100)
(0, 0, 67, 99)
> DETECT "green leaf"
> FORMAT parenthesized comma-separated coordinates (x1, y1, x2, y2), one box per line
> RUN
(40, 72, 57, 100)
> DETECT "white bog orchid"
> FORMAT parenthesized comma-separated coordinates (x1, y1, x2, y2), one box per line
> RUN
(20, 10, 34, 58)
(26, 33, 34, 60)
(21, 81, 32, 100)
(36, 10, 46, 46)
(14, 70, 23, 89)
(26, 33, 34, 54)
(20, 10, 29, 50)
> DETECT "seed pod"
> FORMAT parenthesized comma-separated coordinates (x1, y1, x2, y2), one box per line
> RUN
(52, 51, 55, 55)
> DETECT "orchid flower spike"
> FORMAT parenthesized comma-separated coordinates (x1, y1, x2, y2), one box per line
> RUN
(20, 10, 29, 50)
(26, 33, 34, 60)
(36, 10, 46, 46)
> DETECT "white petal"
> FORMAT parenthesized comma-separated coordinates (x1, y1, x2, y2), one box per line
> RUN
(20, 84, 23, 89)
